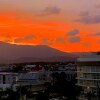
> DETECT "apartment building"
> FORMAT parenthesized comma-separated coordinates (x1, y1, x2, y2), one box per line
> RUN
(77, 54, 100, 100)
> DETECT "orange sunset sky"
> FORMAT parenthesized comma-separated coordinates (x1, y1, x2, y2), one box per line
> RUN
(0, 0, 100, 52)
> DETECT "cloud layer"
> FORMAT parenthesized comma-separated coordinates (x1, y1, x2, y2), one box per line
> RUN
(0, 0, 100, 52)
(66, 29, 79, 36)
(44, 6, 61, 15)
(88, 32, 100, 36)
(68, 36, 80, 43)
(14, 35, 35, 43)
(77, 15, 100, 24)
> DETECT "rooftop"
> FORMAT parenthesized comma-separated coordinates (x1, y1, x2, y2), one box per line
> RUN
(78, 55, 100, 62)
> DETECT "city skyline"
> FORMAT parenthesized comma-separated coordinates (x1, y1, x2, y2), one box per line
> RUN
(0, 0, 100, 52)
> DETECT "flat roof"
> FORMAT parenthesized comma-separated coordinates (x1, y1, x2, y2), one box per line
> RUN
(78, 55, 100, 62)
(0, 72, 17, 75)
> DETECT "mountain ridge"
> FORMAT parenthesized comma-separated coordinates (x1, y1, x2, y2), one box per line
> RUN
(0, 41, 76, 63)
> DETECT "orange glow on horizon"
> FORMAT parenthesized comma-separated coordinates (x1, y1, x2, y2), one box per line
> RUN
(0, 11, 100, 52)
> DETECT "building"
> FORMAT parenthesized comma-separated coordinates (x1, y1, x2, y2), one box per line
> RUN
(0, 72, 18, 91)
(77, 54, 100, 100)
(0, 65, 15, 72)
(51, 63, 76, 81)
(18, 66, 51, 92)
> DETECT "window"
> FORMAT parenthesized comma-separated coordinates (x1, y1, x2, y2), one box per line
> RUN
(3, 75, 6, 84)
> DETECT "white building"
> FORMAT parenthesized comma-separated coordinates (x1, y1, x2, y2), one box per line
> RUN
(77, 54, 100, 100)
(0, 72, 18, 91)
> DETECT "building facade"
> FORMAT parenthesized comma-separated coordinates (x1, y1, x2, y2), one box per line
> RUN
(51, 63, 76, 81)
(77, 55, 100, 100)
(18, 69, 51, 92)
(0, 72, 18, 91)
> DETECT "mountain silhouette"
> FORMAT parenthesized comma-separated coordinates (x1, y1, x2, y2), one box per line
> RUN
(0, 41, 76, 63)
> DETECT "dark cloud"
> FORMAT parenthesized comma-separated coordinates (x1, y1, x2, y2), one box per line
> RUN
(55, 38, 65, 43)
(87, 32, 100, 36)
(41, 38, 53, 45)
(66, 29, 79, 36)
(41, 38, 49, 45)
(43, 6, 61, 15)
(77, 15, 100, 24)
(68, 36, 80, 43)
(14, 34, 35, 43)
(83, 42, 91, 46)
(41, 38, 65, 45)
